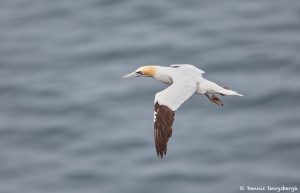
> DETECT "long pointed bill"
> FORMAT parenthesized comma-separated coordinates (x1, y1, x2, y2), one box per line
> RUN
(123, 72, 140, 78)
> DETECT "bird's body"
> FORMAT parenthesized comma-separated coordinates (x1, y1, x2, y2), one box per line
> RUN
(124, 64, 243, 158)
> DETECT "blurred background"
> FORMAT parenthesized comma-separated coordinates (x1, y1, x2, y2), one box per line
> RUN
(1, 0, 300, 193)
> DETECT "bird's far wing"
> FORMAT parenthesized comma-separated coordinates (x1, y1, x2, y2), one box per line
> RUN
(153, 79, 196, 158)
(170, 64, 205, 74)
(170, 64, 186, 68)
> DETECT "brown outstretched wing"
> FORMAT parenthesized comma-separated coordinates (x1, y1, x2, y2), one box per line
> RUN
(154, 102, 175, 158)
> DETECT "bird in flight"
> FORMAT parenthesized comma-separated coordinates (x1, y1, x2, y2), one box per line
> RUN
(123, 64, 243, 158)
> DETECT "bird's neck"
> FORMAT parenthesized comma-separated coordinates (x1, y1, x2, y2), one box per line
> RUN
(152, 66, 173, 84)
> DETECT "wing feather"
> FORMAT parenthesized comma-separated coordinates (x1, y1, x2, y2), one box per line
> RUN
(170, 64, 205, 74)
(153, 77, 196, 158)
(154, 102, 174, 158)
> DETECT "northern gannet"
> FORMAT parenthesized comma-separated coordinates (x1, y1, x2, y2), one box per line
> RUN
(123, 64, 243, 158)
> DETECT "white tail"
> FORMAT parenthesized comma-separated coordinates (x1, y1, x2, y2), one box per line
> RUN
(219, 88, 243, 96)
(202, 79, 243, 97)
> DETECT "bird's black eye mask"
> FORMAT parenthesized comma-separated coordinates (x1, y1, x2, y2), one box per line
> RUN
(136, 71, 143, 75)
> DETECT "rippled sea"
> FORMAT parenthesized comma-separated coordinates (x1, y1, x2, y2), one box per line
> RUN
(1, 0, 300, 193)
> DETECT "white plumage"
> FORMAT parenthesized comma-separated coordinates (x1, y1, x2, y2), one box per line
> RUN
(154, 67, 197, 111)
(124, 64, 243, 158)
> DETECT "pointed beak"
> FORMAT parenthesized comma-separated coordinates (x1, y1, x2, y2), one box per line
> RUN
(123, 71, 140, 78)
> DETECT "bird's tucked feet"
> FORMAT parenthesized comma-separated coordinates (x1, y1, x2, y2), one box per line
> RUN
(205, 94, 224, 106)
(211, 95, 224, 106)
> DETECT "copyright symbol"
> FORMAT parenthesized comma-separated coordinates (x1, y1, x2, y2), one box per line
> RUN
(240, 186, 245, 191)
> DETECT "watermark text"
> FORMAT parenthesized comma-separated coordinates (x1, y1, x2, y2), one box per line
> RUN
(240, 185, 298, 192)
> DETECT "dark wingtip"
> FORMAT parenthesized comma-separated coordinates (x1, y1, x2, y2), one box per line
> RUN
(156, 151, 164, 159)
(154, 102, 174, 159)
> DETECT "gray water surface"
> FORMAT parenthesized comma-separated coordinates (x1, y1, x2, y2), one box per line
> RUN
(1, 0, 300, 193)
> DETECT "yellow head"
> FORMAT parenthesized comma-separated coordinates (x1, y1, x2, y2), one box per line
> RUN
(123, 66, 156, 78)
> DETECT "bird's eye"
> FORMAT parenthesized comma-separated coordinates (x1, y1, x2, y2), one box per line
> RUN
(136, 71, 143, 75)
